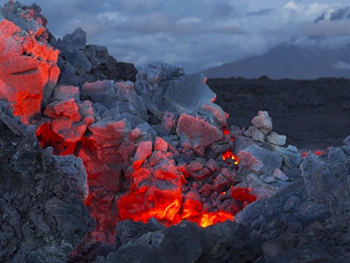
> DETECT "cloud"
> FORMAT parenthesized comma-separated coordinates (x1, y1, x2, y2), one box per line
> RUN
(304, 20, 350, 36)
(177, 17, 202, 24)
(97, 12, 128, 23)
(333, 60, 350, 70)
(120, 0, 163, 9)
(245, 9, 274, 17)
(15, 0, 350, 74)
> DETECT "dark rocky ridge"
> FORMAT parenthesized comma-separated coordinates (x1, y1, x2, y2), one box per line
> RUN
(201, 44, 350, 80)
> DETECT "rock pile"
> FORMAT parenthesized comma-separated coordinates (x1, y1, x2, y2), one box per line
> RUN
(2, 1, 350, 263)
(80, 137, 350, 263)
(232, 111, 302, 198)
(37, 61, 253, 243)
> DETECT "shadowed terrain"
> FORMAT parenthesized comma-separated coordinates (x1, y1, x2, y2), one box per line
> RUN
(208, 77, 350, 152)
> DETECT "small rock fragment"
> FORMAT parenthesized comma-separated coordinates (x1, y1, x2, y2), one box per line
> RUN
(266, 131, 287, 146)
(251, 111, 273, 134)
(273, 168, 289, 181)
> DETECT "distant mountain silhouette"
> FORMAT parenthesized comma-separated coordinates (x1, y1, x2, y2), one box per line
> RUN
(201, 44, 350, 79)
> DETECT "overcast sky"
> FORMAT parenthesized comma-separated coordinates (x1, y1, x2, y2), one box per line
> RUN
(17, 0, 350, 73)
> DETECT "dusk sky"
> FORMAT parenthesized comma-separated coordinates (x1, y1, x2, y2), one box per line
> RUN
(18, 0, 350, 73)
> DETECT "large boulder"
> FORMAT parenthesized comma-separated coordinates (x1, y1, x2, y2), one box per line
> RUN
(0, 2, 60, 124)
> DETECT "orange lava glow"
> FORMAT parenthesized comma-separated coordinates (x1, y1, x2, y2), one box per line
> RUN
(302, 149, 327, 158)
(223, 129, 230, 135)
(117, 187, 244, 228)
(116, 165, 257, 229)
(200, 211, 234, 228)
(222, 150, 240, 165)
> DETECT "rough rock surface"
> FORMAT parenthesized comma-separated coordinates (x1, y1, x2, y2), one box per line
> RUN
(0, 101, 94, 263)
(36, 62, 248, 244)
(0, 1, 60, 124)
(50, 28, 137, 87)
(91, 137, 350, 262)
(2, 2, 350, 263)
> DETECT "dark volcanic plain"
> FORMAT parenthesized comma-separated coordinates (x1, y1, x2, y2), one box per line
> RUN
(208, 77, 350, 153)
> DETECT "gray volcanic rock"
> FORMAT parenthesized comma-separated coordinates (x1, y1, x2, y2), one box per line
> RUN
(102, 220, 248, 263)
(0, 101, 94, 263)
(50, 28, 137, 87)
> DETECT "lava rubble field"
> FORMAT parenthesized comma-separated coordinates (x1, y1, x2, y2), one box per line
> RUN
(1, 2, 350, 263)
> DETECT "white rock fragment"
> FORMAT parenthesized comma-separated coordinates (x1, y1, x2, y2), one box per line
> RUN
(266, 131, 287, 146)
(273, 168, 289, 181)
(261, 174, 277, 184)
(243, 126, 265, 142)
(251, 111, 273, 134)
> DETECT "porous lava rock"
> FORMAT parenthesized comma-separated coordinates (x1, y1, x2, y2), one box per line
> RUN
(0, 1, 60, 124)
(0, 101, 94, 263)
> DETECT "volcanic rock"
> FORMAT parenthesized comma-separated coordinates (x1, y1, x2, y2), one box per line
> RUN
(5, 2, 350, 263)
(238, 144, 282, 175)
(272, 168, 289, 181)
(0, 101, 94, 263)
(0, 1, 60, 124)
(266, 131, 286, 146)
(251, 110, 272, 134)
(50, 28, 137, 87)
(176, 113, 223, 147)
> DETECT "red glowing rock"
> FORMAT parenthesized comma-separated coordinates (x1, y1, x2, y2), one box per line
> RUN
(117, 140, 186, 225)
(133, 141, 153, 170)
(98, 164, 122, 191)
(213, 174, 230, 193)
(232, 187, 257, 203)
(36, 98, 89, 155)
(0, 19, 59, 124)
(190, 168, 211, 181)
(154, 136, 168, 152)
(176, 113, 223, 147)
(182, 190, 202, 219)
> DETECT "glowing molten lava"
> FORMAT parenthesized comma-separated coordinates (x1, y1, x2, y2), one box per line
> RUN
(302, 149, 327, 158)
(200, 211, 234, 228)
(222, 149, 240, 165)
